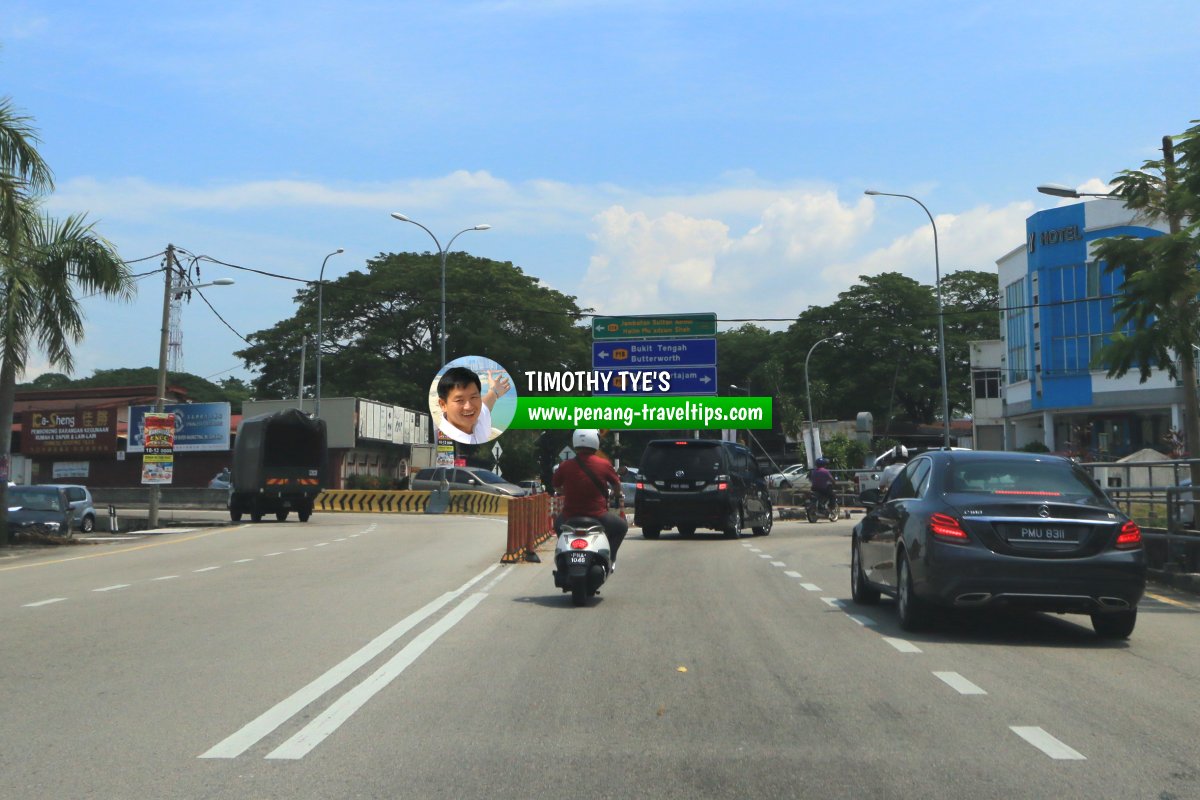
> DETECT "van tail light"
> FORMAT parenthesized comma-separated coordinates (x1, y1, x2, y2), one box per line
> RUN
(930, 513, 969, 542)
(1115, 520, 1142, 549)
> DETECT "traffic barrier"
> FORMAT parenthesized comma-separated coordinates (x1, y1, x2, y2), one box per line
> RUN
(501, 494, 554, 563)
(314, 490, 431, 513)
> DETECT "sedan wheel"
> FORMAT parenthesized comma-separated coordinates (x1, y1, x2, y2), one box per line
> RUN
(80, 514, 95, 534)
(896, 553, 929, 631)
(1092, 608, 1137, 639)
(850, 537, 880, 605)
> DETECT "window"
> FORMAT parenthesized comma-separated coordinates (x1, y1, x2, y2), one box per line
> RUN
(973, 370, 1001, 399)
(1005, 280, 1028, 382)
(1086, 260, 1101, 298)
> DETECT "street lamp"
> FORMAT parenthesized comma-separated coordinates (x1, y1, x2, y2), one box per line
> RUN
(314, 248, 345, 418)
(390, 213, 491, 366)
(804, 333, 844, 467)
(865, 189, 952, 448)
(1036, 183, 1119, 199)
(149, 271, 234, 528)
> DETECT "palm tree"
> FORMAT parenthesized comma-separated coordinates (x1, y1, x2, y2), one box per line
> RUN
(0, 99, 134, 544)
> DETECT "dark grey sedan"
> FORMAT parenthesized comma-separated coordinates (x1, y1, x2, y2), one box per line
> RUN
(850, 451, 1145, 639)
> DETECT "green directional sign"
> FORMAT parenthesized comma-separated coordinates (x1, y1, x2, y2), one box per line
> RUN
(592, 313, 717, 340)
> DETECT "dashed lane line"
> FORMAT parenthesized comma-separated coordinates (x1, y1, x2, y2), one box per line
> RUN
(233, 558, 254, 564)
(882, 637, 922, 653)
(784, 571, 803, 578)
(23, 598, 66, 608)
(194, 566, 221, 573)
(93, 584, 130, 593)
(1010, 726, 1086, 760)
(934, 671, 987, 695)
(800, 583, 822, 591)
(153, 575, 179, 582)
(770, 561, 786, 567)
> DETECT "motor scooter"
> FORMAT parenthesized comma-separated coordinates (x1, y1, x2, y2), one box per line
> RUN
(552, 517, 612, 606)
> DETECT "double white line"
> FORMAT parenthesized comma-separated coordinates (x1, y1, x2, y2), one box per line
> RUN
(200, 563, 505, 760)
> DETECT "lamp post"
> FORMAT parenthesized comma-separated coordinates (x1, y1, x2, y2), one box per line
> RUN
(314, 248, 344, 418)
(389, 213, 491, 366)
(865, 189, 952, 448)
(804, 333, 844, 467)
(148, 267, 234, 528)
(1036, 183, 1119, 199)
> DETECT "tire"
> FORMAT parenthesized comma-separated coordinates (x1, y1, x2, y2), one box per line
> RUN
(677, 525, 696, 537)
(1092, 608, 1137, 639)
(275, 510, 289, 522)
(80, 514, 95, 534)
(850, 536, 880, 605)
(723, 505, 743, 539)
(571, 583, 588, 607)
(250, 511, 263, 523)
(896, 552, 930, 631)
(230, 509, 243, 522)
(752, 506, 773, 536)
(805, 503, 818, 524)
(642, 526, 661, 540)
(298, 510, 311, 522)
(827, 501, 840, 523)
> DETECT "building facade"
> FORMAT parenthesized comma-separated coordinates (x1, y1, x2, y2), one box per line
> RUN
(996, 199, 1177, 458)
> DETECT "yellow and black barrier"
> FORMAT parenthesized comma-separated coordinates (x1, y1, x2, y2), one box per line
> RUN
(314, 489, 511, 516)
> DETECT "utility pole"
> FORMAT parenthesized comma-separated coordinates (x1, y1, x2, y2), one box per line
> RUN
(148, 244, 175, 529)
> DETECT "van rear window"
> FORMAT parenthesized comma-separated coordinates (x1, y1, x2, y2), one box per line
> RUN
(642, 443, 723, 478)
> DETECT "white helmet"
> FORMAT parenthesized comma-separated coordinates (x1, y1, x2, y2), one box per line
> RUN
(893, 445, 909, 461)
(572, 429, 600, 450)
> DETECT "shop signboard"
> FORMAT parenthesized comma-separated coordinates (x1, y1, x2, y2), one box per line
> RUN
(23, 408, 119, 455)
(128, 402, 231, 452)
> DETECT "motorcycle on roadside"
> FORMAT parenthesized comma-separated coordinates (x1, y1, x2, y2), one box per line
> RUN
(805, 492, 840, 523)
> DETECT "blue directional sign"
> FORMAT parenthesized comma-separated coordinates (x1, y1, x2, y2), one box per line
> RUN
(592, 367, 718, 396)
(592, 338, 717, 369)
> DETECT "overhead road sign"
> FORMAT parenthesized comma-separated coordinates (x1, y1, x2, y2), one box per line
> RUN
(592, 338, 717, 369)
(593, 367, 718, 396)
(592, 313, 717, 340)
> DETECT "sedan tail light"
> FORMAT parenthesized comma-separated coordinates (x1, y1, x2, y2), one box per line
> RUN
(1115, 520, 1142, 549)
(930, 513, 969, 542)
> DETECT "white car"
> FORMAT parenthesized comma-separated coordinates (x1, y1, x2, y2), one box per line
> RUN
(767, 464, 809, 489)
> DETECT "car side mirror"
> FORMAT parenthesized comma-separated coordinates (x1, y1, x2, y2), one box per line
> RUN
(859, 488, 882, 508)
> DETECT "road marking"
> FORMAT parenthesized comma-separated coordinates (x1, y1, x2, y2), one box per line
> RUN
(264, 552, 283, 557)
(846, 614, 877, 627)
(822, 597, 845, 608)
(315, 543, 330, 548)
(93, 584, 130, 592)
(23, 597, 66, 607)
(153, 575, 179, 582)
(350, 534, 361, 538)
(200, 563, 500, 760)
(1145, 591, 1193, 609)
(0, 526, 241, 572)
(266, 592, 489, 760)
(333, 538, 347, 542)
(784, 571, 803, 578)
(1010, 726, 1085, 760)
(882, 637, 922, 653)
(194, 566, 221, 573)
(934, 671, 987, 695)
(800, 583, 821, 591)
(748, 548, 762, 552)
(770, 561, 786, 567)
(758, 554, 773, 559)
(741, 543, 753, 548)
(233, 558, 254, 564)
(291, 547, 307, 552)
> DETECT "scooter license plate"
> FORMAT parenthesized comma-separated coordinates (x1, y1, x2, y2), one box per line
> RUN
(569, 553, 589, 564)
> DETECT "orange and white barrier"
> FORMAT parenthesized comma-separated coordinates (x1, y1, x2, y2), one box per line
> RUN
(500, 493, 556, 563)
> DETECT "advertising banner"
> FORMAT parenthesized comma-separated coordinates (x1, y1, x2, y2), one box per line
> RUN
(141, 412, 176, 485)
(128, 402, 231, 452)
(23, 408, 119, 455)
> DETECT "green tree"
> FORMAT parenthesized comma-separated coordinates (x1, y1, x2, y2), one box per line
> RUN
(235, 251, 592, 411)
(941, 269, 1001, 417)
(1091, 123, 1200, 479)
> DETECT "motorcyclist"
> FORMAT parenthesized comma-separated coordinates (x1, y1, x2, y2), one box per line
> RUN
(877, 445, 910, 498)
(552, 429, 629, 569)
(810, 457, 837, 512)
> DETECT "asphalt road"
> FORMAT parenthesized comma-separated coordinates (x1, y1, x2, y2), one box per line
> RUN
(2, 513, 1199, 799)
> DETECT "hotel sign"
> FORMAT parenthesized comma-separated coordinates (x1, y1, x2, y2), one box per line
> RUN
(1028, 225, 1083, 253)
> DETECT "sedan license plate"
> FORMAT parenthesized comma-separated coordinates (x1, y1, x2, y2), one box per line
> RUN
(1006, 524, 1078, 543)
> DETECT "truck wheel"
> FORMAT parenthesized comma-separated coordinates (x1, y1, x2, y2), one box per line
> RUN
(251, 511, 263, 523)
(275, 510, 289, 522)
(230, 509, 243, 522)
(298, 510, 311, 522)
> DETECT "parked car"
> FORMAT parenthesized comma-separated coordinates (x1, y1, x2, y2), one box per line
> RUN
(38, 484, 97, 533)
(635, 438, 773, 539)
(767, 463, 810, 489)
(209, 468, 232, 490)
(517, 479, 545, 494)
(850, 450, 1146, 639)
(7, 485, 74, 537)
(411, 467, 528, 497)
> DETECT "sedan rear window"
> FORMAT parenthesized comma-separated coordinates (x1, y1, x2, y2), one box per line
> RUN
(947, 459, 1105, 499)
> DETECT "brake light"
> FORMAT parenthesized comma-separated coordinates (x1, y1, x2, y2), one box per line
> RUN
(717, 482, 728, 491)
(1115, 520, 1142, 549)
(636, 482, 644, 490)
(930, 513, 968, 541)
(993, 490, 1062, 496)
(674, 441, 688, 445)
(570, 538, 589, 550)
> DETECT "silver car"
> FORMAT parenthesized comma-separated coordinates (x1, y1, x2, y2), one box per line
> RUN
(410, 467, 528, 496)
(39, 484, 98, 533)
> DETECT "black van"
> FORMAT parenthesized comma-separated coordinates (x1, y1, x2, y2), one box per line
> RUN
(634, 439, 773, 539)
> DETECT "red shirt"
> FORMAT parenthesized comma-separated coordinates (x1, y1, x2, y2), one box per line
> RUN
(553, 453, 619, 518)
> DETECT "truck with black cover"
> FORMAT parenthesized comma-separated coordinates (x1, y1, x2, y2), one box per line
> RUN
(229, 408, 327, 522)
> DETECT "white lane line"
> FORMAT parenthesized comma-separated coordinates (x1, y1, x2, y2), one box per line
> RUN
(314, 543, 330, 548)
(758, 554, 773, 559)
(822, 597, 845, 609)
(153, 575, 180, 582)
(333, 538, 346, 542)
(934, 671, 987, 695)
(770, 561, 786, 567)
(741, 543, 753, 548)
(350, 534, 361, 538)
(291, 547, 307, 552)
(93, 584, 130, 593)
(748, 548, 762, 553)
(800, 583, 822, 592)
(784, 571, 803, 578)
(846, 614, 877, 627)
(194, 566, 221, 573)
(233, 558, 254, 564)
(23, 597, 67, 608)
(1010, 726, 1086, 760)
(882, 637, 922, 653)
(266, 592, 489, 760)
(264, 552, 283, 557)
(200, 563, 500, 759)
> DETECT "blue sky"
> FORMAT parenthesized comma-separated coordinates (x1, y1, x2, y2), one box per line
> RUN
(3, 0, 1198, 387)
